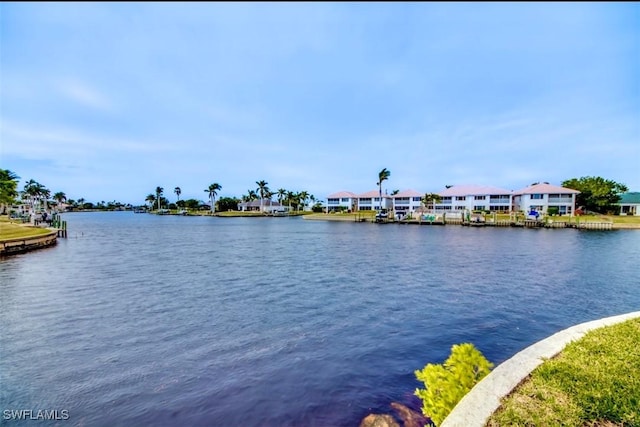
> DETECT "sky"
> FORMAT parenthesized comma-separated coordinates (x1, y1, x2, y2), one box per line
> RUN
(1, 3, 639, 205)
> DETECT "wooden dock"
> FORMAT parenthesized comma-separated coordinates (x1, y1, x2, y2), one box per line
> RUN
(387, 217, 615, 231)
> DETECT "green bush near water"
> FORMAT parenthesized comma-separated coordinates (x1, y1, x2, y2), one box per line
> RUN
(415, 343, 493, 426)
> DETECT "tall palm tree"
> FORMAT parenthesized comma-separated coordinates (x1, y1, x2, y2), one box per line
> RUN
(256, 180, 269, 212)
(286, 190, 295, 211)
(298, 191, 309, 211)
(145, 194, 156, 210)
(174, 187, 181, 204)
(53, 192, 66, 209)
(205, 183, 222, 214)
(155, 187, 164, 211)
(78, 197, 85, 210)
(276, 188, 287, 206)
(377, 168, 391, 211)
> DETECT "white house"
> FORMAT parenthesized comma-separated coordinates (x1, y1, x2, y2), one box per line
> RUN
(619, 192, 640, 216)
(432, 185, 513, 213)
(357, 189, 393, 211)
(237, 199, 287, 213)
(391, 189, 424, 217)
(512, 183, 579, 216)
(326, 191, 358, 212)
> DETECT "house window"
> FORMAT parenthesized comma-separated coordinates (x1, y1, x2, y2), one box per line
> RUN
(456, 196, 466, 201)
(456, 205, 466, 210)
(328, 198, 339, 204)
(360, 198, 372, 203)
(474, 196, 486, 200)
(474, 205, 486, 211)
(531, 194, 544, 200)
(412, 197, 422, 202)
(341, 198, 350, 202)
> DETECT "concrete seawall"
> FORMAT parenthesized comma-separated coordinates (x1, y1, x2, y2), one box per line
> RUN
(441, 310, 640, 427)
(0, 230, 58, 256)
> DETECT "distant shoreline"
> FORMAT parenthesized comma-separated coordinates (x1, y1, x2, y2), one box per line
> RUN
(57, 210, 640, 229)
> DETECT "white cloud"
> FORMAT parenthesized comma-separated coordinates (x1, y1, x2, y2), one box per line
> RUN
(58, 79, 113, 111)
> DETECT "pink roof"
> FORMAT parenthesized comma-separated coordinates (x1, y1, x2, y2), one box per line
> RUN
(327, 191, 358, 199)
(438, 185, 512, 197)
(358, 189, 389, 198)
(393, 189, 423, 198)
(514, 183, 580, 195)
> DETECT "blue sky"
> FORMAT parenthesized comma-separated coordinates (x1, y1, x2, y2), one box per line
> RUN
(2, 3, 638, 204)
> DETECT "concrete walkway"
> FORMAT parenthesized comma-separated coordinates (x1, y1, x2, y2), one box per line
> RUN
(441, 310, 640, 427)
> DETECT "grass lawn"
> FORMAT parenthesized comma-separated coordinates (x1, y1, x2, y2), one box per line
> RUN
(0, 218, 53, 240)
(488, 317, 640, 427)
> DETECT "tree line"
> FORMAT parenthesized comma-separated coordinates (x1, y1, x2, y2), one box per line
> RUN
(143, 180, 321, 213)
(0, 168, 632, 215)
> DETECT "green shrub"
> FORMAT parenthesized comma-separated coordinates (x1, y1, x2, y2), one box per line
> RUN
(415, 343, 493, 426)
(547, 207, 559, 216)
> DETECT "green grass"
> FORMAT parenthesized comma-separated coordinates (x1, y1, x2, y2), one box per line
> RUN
(0, 220, 53, 240)
(488, 318, 640, 427)
(215, 211, 265, 217)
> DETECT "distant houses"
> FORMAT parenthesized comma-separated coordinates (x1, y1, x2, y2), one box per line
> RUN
(237, 199, 287, 214)
(326, 191, 358, 212)
(325, 182, 585, 217)
(432, 185, 513, 213)
(512, 183, 579, 216)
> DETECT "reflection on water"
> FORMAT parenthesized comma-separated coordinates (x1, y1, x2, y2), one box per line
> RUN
(1, 212, 639, 426)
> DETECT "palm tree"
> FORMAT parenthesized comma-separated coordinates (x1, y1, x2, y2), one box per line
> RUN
(155, 187, 164, 211)
(377, 168, 391, 211)
(256, 180, 269, 212)
(78, 197, 85, 210)
(53, 191, 67, 209)
(23, 179, 49, 211)
(205, 183, 222, 214)
(298, 191, 309, 212)
(145, 194, 156, 210)
(276, 188, 287, 206)
(422, 193, 442, 211)
(174, 187, 181, 204)
(286, 190, 295, 211)
(242, 190, 258, 203)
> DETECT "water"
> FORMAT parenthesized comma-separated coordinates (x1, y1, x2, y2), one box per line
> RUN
(1, 212, 639, 426)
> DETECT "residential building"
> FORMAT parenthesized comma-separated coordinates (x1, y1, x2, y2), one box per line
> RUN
(512, 183, 579, 216)
(432, 185, 513, 213)
(619, 192, 640, 216)
(237, 199, 286, 213)
(357, 190, 393, 211)
(326, 191, 358, 213)
(391, 189, 424, 216)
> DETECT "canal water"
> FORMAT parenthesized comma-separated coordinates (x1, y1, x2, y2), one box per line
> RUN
(1, 212, 639, 426)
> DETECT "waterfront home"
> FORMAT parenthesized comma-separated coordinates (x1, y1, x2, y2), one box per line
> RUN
(432, 185, 513, 213)
(357, 189, 393, 211)
(512, 183, 579, 216)
(326, 191, 358, 212)
(391, 189, 424, 217)
(619, 192, 640, 216)
(237, 199, 286, 213)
